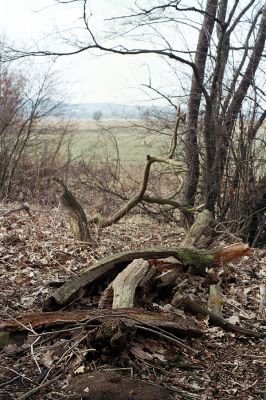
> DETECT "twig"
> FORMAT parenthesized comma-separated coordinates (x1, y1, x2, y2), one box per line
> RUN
(2, 367, 33, 383)
(30, 336, 42, 373)
(17, 380, 53, 400)
(41, 333, 87, 383)
(2, 204, 32, 218)
(0, 376, 20, 388)
(179, 296, 265, 338)
(135, 325, 197, 354)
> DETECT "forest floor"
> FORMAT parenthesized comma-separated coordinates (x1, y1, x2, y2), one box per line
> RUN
(0, 204, 265, 399)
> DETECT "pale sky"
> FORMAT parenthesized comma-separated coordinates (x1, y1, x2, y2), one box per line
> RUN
(0, 0, 262, 106)
(1, 0, 185, 105)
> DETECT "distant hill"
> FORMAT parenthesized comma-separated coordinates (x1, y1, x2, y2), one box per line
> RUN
(59, 102, 174, 120)
(60, 103, 142, 119)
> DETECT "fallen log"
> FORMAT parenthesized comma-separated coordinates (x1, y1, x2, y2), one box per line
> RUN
(44, 244, 253, 310)
(174, 296, 265, 339)
(0, 308, 204, 337)
(43, 246, 214, 310)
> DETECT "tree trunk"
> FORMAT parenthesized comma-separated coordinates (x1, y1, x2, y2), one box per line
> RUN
(205, 3, 266, 213)
(183, 0, 218, 221)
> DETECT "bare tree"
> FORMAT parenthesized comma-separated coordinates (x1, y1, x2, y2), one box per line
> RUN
(93, 110, 103, 122)
(0, 59, 70, 200)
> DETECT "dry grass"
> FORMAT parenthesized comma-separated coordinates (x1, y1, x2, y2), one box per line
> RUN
(67, 119, 171, 163)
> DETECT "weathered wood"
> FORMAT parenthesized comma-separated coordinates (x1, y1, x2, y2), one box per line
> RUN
(207, 284, 223, 317)
(155, 269, 179, 287)
(259, 285, 266, 318)
(177, 296, 265, 338)
(112, 259, 150, 308)
(182, 209, 213, 247)
(44, 244, 253, 310)
(0, 308, 204, 336)
(53, 178, 92, 242)
(43, 246, 214, 310)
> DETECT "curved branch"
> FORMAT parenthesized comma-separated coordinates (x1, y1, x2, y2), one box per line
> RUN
(142, 194, 194, 214)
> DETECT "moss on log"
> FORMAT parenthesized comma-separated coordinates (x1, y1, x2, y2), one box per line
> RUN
(44, 243, 253, 310)
(44, 246, 214, 310)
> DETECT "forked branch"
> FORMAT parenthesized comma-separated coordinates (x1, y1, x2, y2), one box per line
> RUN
(55, 107, 190, 237)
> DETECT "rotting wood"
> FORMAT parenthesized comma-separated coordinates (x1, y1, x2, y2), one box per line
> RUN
(112, 259, 150, 308)
(98, 282, 114, 309)
(53, 177, 92, 242)
(0, 308, 204, 337)
(86, 319, 136, 354)
(207, 284, 223, 317)
(213, 243, 253, 265)
(182, 209, 214, 247)
(43, 246, 214, 310)
(174, 296, 265, 338)
(44, 243, 253, 310)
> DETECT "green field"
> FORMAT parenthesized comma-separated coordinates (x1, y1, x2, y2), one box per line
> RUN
(69, 120, 169, 164)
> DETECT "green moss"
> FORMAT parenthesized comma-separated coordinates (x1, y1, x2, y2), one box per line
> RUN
(0, 332, 11, 348)
(0, 331, 28, 348)
(177, 247, 214, 267)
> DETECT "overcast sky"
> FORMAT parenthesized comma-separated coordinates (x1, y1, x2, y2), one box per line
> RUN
(1, 0, 186, 105)
(0, 0, 260, 106)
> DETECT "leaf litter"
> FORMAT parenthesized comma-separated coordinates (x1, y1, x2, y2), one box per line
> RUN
(0, 204, 265, 399)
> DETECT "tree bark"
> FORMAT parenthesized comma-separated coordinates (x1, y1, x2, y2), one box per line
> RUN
(205, 3, 266, 212)
(183, 0, 218, 219)
(0, 308, 204, 337)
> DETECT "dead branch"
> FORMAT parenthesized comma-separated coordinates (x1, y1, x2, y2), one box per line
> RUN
(142, 194, 194, 214)
(44, 243, 253, 310)
(54, 108, 191, 232)
(53, 177, 93, 242)
(1, 204, 32, 218)
(212, 243, 254, 265)
(111, 259, 150, 308)
(175, 296, 265, 339)
(0, 308, 204, 337)
(43, 246, 214, 310)
(94, 108, 184, 228)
